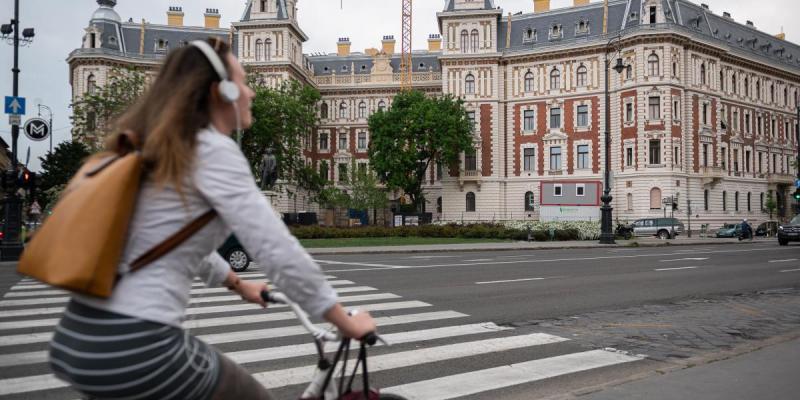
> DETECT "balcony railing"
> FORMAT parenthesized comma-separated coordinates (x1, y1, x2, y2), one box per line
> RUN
(767, 173, 795, 185)
(314, 71, 442, 87)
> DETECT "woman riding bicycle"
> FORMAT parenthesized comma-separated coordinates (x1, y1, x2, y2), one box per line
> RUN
(47, 37, 375, 400)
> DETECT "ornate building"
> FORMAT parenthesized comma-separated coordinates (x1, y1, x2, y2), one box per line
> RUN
(69, 0, 800, 227)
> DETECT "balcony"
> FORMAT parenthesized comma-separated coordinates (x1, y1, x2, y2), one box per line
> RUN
(459, 169, 482, 190)
(767, 173, 795, 185)
(701, 166, 725, 187)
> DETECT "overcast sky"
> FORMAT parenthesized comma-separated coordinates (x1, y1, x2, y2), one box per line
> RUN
(0, 0, 796, 171)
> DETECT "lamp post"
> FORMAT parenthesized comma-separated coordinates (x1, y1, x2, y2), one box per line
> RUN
(37, 104, 53, 154)
(600, 34, 627, 245)
(1, 0, 35, 261)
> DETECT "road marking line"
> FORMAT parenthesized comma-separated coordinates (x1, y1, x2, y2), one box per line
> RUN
(780, 268, 800, 273)
(314, 260, 397, 268)
(654, 266, 699, 271)
(0, 322, 511, 368)
(410, 256, 458, 259)
(769, 259, 798, 263)
(476, 278, 547, 285)
(659, 257, 708, 262)
(255, 333, 570, 389)
(4, 284, 374, 299)
(385, 349, 642, 400)
(0, 295, 407, 332)
(464, 259, 493, 262)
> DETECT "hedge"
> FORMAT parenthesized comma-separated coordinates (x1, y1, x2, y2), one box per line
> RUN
(289, 222, 592, 241)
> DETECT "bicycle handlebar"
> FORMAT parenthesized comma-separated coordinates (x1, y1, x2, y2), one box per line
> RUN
(260, 290, 383, 345)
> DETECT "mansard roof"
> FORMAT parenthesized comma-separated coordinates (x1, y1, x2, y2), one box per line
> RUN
(116, 22, 229, 56)
(443, 0, 497, 12)
(241, 0, 290, 22)
(308, 51, 442, 76)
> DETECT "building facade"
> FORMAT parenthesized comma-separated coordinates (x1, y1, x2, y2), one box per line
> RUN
(69, 0, 800, 227)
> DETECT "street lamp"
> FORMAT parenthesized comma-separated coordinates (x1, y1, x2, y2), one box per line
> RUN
(1, 0, 36, 261)
(599, 33, 628, 245)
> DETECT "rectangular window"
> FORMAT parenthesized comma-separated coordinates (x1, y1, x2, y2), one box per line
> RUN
(550, 146, 562, 170)
(523, 148, 535, 172)
(786, 122, 790, 139)
(357, 131, 367, 150)
(649, 139, 661, 165)
(771, 119, 776, 137)
(649, 6, 657, 23)
(319, 132, 329, 150)
(523, 110, 535, 131)
(577, 145, 589, 169)
(357, 162, 367, 176)
(319, 161, 328, 181)
(626, 103, 634, 122)
(702, 103, 708, 125)
(339, 133, 347, 151)
(553, 184, 563, 197)
(338, 163, 348, 182)
(576, 105, 589, 127)
(465, 148, 477, 171)
(733, 111, 738, 131)
(745, 114, 751, 134)
(733, 149, 739, 172)
(757, 116, 763, 135)
(721, 147, 727, 170)
(745, 150, 751, 172)
(576, 184, 586, 197)
(467, 111, 476, 132)
(673, 100, 679, 119)
(674, 146, 680, 165)
(649, 97, 660, 120)
(626, 147, 633, 167)
(773, 154, 777, 173)
(550, 108, 561, 129)
(758, 152, 763, 173)
(702, 144, 708, 167)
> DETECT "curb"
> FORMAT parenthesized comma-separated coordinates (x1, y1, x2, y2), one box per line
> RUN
(306, 238, 769, 255)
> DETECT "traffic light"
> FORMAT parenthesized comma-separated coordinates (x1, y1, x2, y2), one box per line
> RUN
(794, 188, 800, 201)
(672, 200, 678, 211)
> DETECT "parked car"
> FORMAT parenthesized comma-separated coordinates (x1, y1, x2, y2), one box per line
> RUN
(217, 235, 251, 272)
(778, 215, 800, 246)
(631, 218, 685, 239)
(755, 221, 779, 237)
(715, 223, 742, 238)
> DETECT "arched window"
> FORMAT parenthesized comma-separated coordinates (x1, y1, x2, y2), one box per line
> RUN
(648, 54, 659, 76)
(700, 63, 706, 85)
(576, 65, 588, 87)
(627, 193, 633, 211)
(470, 29, 479, 53)
(255, 39, 263, 61)
(339, 102, 348, 119)
(524, 71, 535, 92)
(358, 102, 367, 118)
(264, 39, 272, 61)
(550, 68, 561, 90)
(465, 74, 476, 94)
(460, 30, 469, 52)
(704, 189, 709, 211)
(524, 191, 535, 212)
(87, 74, 96, 95)
(735, 191, 740, 211)
(650, 187, 662, 209)
(377, 100, 386, 111)
(466, 192, 476, 212)
(625, 64, 633, 80)
(320, 103, 328, 119)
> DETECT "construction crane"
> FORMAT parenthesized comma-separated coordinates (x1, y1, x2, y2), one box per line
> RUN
(400, 0, 413, 90)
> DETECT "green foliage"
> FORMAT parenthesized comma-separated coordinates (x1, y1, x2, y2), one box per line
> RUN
(242, 80, 323, 199)
(765, 191, 777, 219)
(346, 163, 388, 212)
(71, 68, 147, 151)
(289, 223, 587, 241)
(368, 90, 473, 210)
(37, 141, 92, 208)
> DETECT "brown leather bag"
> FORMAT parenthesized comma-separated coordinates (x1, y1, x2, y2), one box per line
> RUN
(18, 132, 217, 298)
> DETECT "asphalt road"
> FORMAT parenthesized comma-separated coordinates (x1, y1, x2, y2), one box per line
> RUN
(313, 242, 800, 326)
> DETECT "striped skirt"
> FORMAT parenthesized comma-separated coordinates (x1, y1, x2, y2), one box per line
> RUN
(48, 300, 220, 400)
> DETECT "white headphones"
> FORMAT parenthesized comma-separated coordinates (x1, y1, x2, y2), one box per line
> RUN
(190, 40, 241, 104)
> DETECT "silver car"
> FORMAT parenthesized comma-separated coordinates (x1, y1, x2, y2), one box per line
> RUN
(631, 218, 685, 239)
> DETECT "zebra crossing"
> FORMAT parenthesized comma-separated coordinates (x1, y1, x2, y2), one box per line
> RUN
(0, 272, 644, 399)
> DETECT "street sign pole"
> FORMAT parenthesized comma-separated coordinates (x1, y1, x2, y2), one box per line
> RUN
(1, 0, 25, 261)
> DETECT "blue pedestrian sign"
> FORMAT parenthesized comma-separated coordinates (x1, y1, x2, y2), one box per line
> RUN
(796, 179, 800, 188)
(4, 96, 25, 115)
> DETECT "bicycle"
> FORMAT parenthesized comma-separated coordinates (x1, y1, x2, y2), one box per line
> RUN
(260, 290, 408, 400)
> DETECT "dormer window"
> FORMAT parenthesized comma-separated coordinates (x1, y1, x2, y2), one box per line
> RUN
(341, 66, 348, 72)
(524, 28, 537, 42)
(550, 24, 563, 40)
(155, 39, 168, 52)
(576, 20, 589, 35)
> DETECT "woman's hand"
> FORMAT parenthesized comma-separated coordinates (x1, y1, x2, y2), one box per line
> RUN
(224, 271, 267, 307)
(324, 303, 377, 339)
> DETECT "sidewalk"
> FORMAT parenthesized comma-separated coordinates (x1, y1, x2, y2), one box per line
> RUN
(305, 236, 772, 255)
(581, 337, 800, 400)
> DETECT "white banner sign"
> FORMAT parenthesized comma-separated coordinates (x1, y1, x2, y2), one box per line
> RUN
(539, 206, 600, 222)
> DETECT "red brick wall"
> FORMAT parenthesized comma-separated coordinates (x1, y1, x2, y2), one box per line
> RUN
(480, 104, 493, 176)
(620, 89, 638, 172)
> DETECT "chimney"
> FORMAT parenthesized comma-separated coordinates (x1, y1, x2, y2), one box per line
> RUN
(381, 35, 396, 54)
(775, 32, 786, 40)
(337, 37, 351, 56)
(574, 0, 590, 6)
(700, 3, 709, 10)
(746, 20, 754, 28)
(204, 8, 221, 29)
(534, 0, 550, 13)
(167, 6, 183, 27)
(722, 11, 732, 20)
(428, 34, 442, 52)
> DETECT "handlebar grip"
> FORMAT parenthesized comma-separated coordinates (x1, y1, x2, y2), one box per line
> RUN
(260, 290, 272, 303)
(361, 332, 378, 346)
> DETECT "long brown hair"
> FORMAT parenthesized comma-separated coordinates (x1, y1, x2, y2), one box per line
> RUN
(107, 37, 232, 195)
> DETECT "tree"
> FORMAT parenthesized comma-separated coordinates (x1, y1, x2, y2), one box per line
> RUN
(765, 191, 777, 220)
(71, 68, 147, 151)
(368, 90, 473, 211)
(241, 79, 323, 207)
(37, 141, 92, 208)
(348, 164, 388, 214)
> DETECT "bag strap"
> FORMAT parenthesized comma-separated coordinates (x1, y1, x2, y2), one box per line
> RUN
(128, 210, 218, 272)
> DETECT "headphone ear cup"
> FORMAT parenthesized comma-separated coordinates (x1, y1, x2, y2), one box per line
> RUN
(218, 80, 241, 103)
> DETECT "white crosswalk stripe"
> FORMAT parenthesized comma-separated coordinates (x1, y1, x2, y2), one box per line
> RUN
(0, 272, 645, 399)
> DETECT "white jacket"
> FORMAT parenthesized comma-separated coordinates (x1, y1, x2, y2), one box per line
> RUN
(76, 127, 337, 327)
